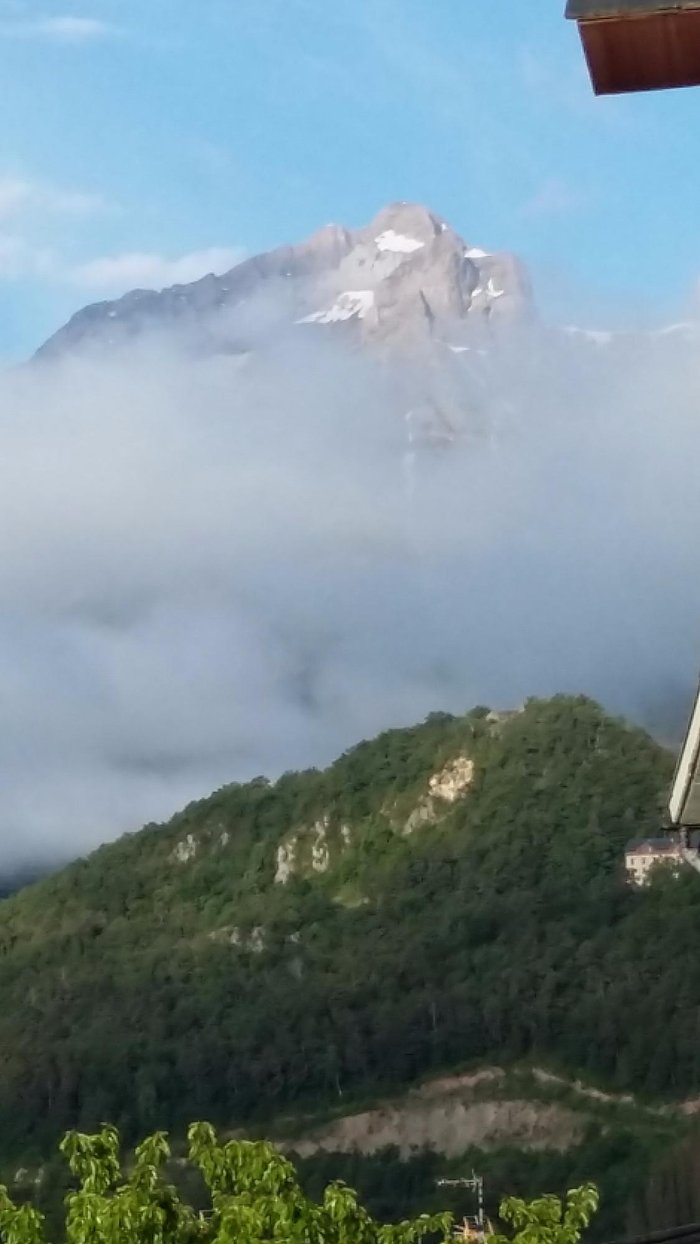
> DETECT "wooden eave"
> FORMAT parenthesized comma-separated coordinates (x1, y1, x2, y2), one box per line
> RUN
(566, 0, 700, 93)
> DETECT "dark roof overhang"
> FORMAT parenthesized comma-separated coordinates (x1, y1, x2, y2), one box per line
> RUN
(567, 0, 700, 16)
(566, 0, 700, 93)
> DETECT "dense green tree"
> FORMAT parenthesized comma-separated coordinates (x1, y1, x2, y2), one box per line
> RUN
(0, 1126, 452, 1244)
(490, 1186, 598, 1244)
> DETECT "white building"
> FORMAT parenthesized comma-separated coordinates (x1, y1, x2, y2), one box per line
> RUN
(625, 836, 683, 887)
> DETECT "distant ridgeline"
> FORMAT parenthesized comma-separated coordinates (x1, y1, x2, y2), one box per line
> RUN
(2, 694, 699, 1235)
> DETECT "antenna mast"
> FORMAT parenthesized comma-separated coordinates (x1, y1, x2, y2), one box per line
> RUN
(437, 1173, 485, 1243)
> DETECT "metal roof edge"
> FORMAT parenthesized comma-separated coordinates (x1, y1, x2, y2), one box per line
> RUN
(566, 0, 700, 18)
(669, 678, 700, 825)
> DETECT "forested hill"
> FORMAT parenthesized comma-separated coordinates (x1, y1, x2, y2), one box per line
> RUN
(0, 695, 685, 1167)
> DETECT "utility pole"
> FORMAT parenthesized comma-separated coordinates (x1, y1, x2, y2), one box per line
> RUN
(437, 1173, 485, 1242)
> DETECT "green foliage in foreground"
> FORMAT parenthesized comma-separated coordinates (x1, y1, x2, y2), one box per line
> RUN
(1, 1124, 453, 1244)
(493, 1185, 598, 1244)
(0, 1125, 598, 1244)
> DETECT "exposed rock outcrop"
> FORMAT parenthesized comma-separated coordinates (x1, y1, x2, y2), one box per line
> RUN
(404, 754, 475, 833)
(36, 203, 532, 362)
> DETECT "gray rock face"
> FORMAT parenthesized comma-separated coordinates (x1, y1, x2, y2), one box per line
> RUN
(35, 203, 532, 362)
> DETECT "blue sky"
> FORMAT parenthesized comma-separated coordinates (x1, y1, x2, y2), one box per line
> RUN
(3, 0, 700, 356)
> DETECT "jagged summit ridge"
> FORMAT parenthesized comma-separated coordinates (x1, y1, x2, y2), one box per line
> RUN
(35, 203, 532, 360)
(296, 203, 530, 347)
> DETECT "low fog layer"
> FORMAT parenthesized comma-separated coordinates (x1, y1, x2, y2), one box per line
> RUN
(1, 323, 698, 868)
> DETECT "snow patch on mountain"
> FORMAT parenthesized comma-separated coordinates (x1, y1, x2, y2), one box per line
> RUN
(562, 326, 615, 346)
(652, 321, 700, 340)
(299, 290, 375, 325)
(375, 230, 425, 254)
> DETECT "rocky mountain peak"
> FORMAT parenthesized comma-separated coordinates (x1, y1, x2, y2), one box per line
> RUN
(35, 204, 534, 362)
(298, 221, 354, 266)
(366, 201, 448, 246)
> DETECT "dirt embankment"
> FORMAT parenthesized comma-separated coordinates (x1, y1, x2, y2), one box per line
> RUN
(284, 1069, 586, 1159)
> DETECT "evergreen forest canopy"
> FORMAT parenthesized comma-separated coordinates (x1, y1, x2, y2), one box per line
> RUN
(0, 695, 698, 1230)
